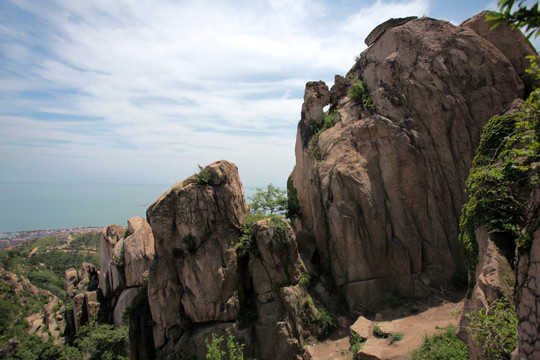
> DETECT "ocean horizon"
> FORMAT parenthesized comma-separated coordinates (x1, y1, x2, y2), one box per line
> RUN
(0, 182, 261, 233)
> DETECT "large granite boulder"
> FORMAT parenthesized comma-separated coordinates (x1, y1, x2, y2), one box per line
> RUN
(124, 216, 155, 287)
(290, 15, 526, 312)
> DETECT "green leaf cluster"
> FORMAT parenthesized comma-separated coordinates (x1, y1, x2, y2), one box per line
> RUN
(486, 0, 540, 39)
(248, 184, 288, 216)
(348, 81, 375, 110)
(468, 298, 518, 359)
(309, 111, 340, 160)
(409, 325, 468, 360)
(205, 328, 245, 360)
(299, 297, 335, 340)
(194, 164, 213, 185)
(459, 66, 540, 277)
(181, 233, 197, 253)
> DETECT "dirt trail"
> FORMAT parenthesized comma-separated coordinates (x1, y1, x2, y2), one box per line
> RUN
(305, 293, 465, 360)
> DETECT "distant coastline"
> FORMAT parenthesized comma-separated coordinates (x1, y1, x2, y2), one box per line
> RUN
(0, 226, 103, 248)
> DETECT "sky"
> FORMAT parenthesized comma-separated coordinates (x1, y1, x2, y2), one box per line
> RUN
(1, 0, 539, 190)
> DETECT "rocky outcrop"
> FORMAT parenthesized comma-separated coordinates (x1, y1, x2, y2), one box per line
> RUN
(457, 227, 516, 359)
(64, 262, 100, 336)
(290, 15, 527, 313)
(98, 216, 155, 327)
(514, 188, 540, 359)
(147, 160, 315, 359)
(462, 11, 538, 93)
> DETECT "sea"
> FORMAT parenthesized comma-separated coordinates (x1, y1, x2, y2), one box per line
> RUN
(0, 182, 260, 233)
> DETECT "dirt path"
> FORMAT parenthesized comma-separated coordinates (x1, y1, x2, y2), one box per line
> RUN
(305, 293, 465, 360)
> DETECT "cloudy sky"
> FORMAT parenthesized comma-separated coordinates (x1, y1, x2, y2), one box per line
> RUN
(1, 0, 538, 190)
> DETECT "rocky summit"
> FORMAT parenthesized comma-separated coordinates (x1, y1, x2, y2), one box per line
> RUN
(289, 14, 534, 314)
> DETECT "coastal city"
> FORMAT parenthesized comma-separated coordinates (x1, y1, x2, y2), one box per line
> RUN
(0, 226, 103, 248)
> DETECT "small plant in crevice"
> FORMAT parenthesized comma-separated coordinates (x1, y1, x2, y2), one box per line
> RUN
(309, 111, 340, 160)
(194, 164, 212, 185)
(349, 330, 366, 354)
(299, 297, 335, 340)
(348, 81, 375, 111)
(388, 332, 403, 344)
(182, 233, 196, 253)
(373, 324, 385, 338)
(298, 272, 311, 289)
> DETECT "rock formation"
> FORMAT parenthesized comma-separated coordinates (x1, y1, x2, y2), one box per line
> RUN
(64, 262, 99, 335)
(147, 160, 318, 359)
(98, 216, 155, 327)
(290, 15, 532, 313)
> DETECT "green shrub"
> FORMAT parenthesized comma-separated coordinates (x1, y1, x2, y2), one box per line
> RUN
(348, 81, 375, 110)
(236, 214, 287, 258)
(298, 272, 311, 289)
(349, 330, 366, 354)
(194, 165, 212, 185)
(373, 325, 384, 338)
(309, 111, 340, 160)
(409, 325, 468, 360)
(205, 329, 245, 360)
(468, 298, 517, 359)
(286, 175, 301, 221)
(182, 233, 197, 253)
(248, 184, 287, 216)
(299, 297, 335, 340)
(388, 332, 403, 344)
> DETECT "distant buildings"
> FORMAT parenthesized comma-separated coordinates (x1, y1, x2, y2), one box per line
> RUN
(0, 227, 103, 248)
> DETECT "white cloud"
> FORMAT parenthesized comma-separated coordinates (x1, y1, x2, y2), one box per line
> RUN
(2, 0, 432, 188)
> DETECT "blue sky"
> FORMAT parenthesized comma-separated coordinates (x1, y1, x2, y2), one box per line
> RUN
(1, 0, 538, 190)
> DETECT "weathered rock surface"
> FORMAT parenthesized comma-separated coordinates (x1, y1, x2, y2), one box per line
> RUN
(514, 188, 540, 360)
(99, 224, 127, 299)
(364, 16, 417, 46)
(124, 216, 155, 287)
(462, 11, 538, 93)
(65, 262, 98, 298)
(290, 15, 526, 313)
(147, 160, 312, 359)
(457, 227, 516, 359)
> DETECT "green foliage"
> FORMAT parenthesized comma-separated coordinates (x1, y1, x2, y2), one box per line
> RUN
(468, 298, 518, 359)
(298, 272, 311, 289)
(348, 81, 375, 110)
(388, 332, 403, 344)
(75, 321, 129, 360)
(248, 184, 288, 216)
(460, 75, 539, 279)
(373, 324, 384, 338)
(409, 325, 468, 360)
(236, 213, 287, 258)
(194, 164, 213, 185)
(309, 111, 340, 160)
(182, 233, 197, 253)
(299, 297, 335, 340)
(205, 329, 245, 360)
(349, 330, 366, 355)
(11, 334, 82, 360)
(486, 0, 540, 38)
(286, 175, 301, 221)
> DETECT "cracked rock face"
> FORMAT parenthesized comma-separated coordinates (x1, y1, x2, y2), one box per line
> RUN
(290, 16, 526, 312)
(147, 160, 249, 350)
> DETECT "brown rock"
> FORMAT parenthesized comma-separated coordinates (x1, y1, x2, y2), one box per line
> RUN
(147, 160, 248, 349)
(514, 189, 540, 359)
(462, 11, 538, 93)
(290, 16, 524, 313)
(364, 16, 417, 46)
(113, 287, 139, 326)
(350, 316, 373, 341)
(99, 224, 126, 299)
(457, 227, 515, 359)
(124, 216, 154, 287)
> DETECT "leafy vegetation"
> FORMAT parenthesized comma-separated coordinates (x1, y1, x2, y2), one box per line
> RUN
(299, 297, 335, 340)
(459, 56, 539, 278)
(248, 184, 288, 216)
(205, 329, 245, 360)
(349, 330, 366, 355)
(409, 325, 468, 360)
(236, 213, 288, 258)
(286, 175, 301, 221)
(194, 164, 213, 185)
(467, 298, 518, 359)
(348, 81, 375, 110)
(486, 0, 540, 39)
(309, 111, 340, 160)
